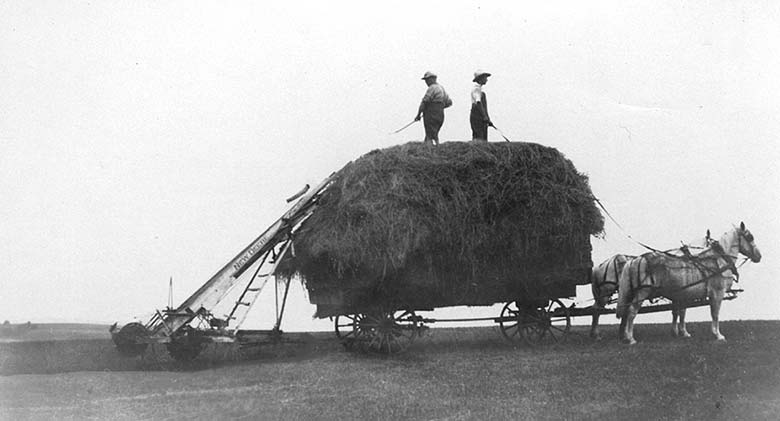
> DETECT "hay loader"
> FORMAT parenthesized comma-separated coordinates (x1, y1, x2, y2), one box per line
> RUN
(110, 175, 334, 361)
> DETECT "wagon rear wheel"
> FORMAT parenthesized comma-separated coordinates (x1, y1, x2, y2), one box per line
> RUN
(334, 314, 363, 349)
(353, 310, 418, 354)
(520, 299, 571, 346)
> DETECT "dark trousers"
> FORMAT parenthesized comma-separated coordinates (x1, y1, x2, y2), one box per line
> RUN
(423, 103, 445, 144)
(470, 106, 488, 141)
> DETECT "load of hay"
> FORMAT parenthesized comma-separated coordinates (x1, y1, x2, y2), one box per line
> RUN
(281, 142, 604, 317)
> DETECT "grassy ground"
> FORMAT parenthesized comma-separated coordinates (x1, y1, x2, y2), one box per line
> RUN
(1, 321, 779, 420)
(0, 323, 110, 342)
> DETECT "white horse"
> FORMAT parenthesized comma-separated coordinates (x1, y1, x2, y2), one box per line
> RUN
(616, 222, 761, 344)
(590, 254, 634, 339)
(670, 231, 717, 338)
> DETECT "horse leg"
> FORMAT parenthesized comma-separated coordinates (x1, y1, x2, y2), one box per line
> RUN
(678, 307, 691, 338)
(671, 308, 679, 337)
(709, 289, 726, 341)
(590, 311, 602, 340)
(618, 315, 627, 342)
(624, 302, 639, 345)
(623, 288, 652, 345)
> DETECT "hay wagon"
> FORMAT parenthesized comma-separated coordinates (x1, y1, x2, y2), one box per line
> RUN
(310, 276, 585, 353)
(110, 142, 604, 359)
(304, 252, 590, 352)
(283, 142, 602, 352)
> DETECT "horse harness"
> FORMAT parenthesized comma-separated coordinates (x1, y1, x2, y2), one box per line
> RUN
(631, 241, 741, 297)
(594, 255, 633, 302)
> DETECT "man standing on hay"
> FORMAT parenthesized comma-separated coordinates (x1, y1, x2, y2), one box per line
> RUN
(470, 70, 493, 142)
(414, 71, 452, 146)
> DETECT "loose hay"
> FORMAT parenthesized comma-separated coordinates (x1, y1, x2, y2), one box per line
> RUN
(281, 142, 604, 317)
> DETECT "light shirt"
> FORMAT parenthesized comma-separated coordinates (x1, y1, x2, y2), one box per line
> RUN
(471, 83, 485, 104)
(421, 83, 450, 104)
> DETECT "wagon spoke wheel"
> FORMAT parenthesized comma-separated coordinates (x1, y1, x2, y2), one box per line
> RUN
(334, 314, 362, 349)
(520, 299, 571, 346)
(499, 301, 524, 342)
(355, 310, 418, 354)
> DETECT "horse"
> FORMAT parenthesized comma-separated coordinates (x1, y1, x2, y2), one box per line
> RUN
(589, 254, 635, 339)
(616, 222, 761, 345)
(670, 230, 718, 338)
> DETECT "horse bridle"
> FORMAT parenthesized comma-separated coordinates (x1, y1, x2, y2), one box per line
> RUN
(733, 228, 757, 270)
(739, 229, 756, 254)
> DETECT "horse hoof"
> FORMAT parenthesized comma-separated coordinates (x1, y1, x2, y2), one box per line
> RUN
(715, 336, 727, 342)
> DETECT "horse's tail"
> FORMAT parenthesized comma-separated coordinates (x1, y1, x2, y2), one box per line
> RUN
(615, 257, 640, 319)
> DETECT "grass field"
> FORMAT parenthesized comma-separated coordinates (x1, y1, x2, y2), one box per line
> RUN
(1, 321, 779, 420)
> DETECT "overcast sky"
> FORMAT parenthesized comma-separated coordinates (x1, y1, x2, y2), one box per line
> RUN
(1, 1, 778, 330)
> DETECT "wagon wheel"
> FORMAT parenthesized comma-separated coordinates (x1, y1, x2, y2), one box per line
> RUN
(354, 310, 418, 354)
(166, 330, 206, 362)
(499, 301, 525, 342)
(111, 322, 150, 357)
(334, 314, 363, 349)
(520, 299, 571, 346)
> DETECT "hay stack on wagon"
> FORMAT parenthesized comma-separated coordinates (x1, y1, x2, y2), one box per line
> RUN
(281, 142, 604, 317)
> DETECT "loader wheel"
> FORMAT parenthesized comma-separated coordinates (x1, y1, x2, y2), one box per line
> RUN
(166, 332, 205, 362)
(111, 322, 150, 357)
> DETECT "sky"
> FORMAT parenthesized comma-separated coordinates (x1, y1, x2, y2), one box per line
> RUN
(1, 1, 779, 331)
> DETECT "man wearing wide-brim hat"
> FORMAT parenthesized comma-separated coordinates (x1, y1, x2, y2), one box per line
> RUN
(414, 71, 452, 146)
(470, 70, 493, 142)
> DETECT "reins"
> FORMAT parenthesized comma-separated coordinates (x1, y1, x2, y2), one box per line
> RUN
(592, 197, 669, 255)
(593, 196, 746, 261)
(672, 243, 739, 292)
(592, 196, 755, 298)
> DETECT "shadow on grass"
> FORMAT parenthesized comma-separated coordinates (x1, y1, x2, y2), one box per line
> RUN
(0, 332, 342, 375)
(2, 321, 777, 375)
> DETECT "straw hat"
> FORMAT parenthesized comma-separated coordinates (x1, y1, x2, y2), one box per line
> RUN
(473, 70, 491, 82)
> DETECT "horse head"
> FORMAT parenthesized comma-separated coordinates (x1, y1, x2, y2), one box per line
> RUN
(736, 221, 761, 263)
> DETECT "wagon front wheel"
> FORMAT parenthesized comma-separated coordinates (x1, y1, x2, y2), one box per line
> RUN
(499, 301, 524, 342)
